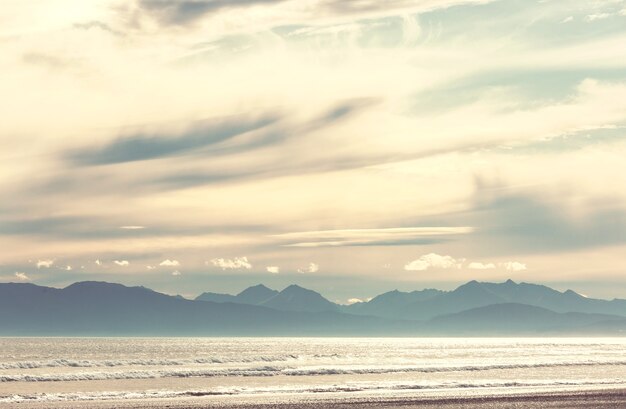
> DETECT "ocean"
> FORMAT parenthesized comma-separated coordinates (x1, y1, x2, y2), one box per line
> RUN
(1, 338, 625, 406)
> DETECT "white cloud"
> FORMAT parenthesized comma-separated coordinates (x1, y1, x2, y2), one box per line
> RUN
(586, 13, 611, 21)
(95, 259, 102, 266)
(561, 16, 574, 23)
(266, 266, 280, 274)
(159, 259, 180, 266)
(346, 298, 364, 305)
(14, 272, 30, 281)
(114, 260, 129, 266)
(298, 262, 319, 273)
(171, 270, 181, 276)
(119, 225, 145, 230)
(468, 262, 496, 270)
(64, 265, 72, 271)
(146, 265, 156, 270)
(502, 261, 527, 271)
(36, 259, 54, 269)
(210, 257, 252, 270)
(404, 253, 462, 271)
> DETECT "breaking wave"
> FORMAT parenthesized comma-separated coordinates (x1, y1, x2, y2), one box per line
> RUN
(0, 354, 303, 370)
(2, 360, 625, 383)
(1, 379, 624, 403)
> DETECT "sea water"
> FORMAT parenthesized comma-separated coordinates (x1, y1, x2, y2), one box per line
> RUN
(1, 338, 625, 404)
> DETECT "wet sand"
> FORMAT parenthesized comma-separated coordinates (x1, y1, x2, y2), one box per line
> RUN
(6, 389, 626, 409)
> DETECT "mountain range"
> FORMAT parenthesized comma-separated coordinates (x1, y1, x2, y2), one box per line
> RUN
(1, 279, 625, 336)
(197, 284, 338, 312)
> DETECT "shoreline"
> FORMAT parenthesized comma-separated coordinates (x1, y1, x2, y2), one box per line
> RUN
(5, 388, 626, 409)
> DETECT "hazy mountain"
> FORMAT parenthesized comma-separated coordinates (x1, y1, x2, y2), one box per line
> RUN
(346, 280, 507, 320)
(0, 281, 413, 336)
(342, 288, 443, 318)
(196, 284, 336, 313)
(479, 279, 626, 316)
(261, 285, 339, 313)
(427, 303, 626, 335)
(401, 280, 509, 320)
(2, 279, 626, 336)
(196, 284, 278, 305)
(236, 284, 279, 305)
(345, 279, 626, 320)
(195, 291, 237, 303)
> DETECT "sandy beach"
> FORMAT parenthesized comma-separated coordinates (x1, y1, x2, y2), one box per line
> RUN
(4, 389, 626, 409)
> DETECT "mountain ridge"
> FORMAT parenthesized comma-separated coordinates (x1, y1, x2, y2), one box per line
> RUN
(1, 279, 625, 336)
(193, 279, 626, 318)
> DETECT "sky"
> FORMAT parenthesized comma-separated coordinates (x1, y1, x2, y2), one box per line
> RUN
(1, 0, 626, 303)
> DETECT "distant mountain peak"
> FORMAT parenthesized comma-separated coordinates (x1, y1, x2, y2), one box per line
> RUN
(236, 284, 278, 305)
(563, 289, 585, 299)
(283, 284, 307, 291)
(454, 280, 485, 292)
(64, 281, 141, 292)
(249, 284, 272, 290)
(461, 280, 481, 288)
(65, 280, 110, 288)
(261, 284, 338, 312)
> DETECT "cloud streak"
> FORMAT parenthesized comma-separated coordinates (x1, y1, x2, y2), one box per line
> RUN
(274, 227, 473, 247)
(137, 0, 288, 25)
(66, 114, 278, 166)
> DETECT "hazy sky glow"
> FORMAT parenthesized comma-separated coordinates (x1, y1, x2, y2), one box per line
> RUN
(1, 0, 626, 301)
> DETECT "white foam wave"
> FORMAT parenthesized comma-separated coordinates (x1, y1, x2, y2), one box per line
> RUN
(0, 354, 301, 370)
(2, 360, 625, 383)
(1, 379, 624, 403)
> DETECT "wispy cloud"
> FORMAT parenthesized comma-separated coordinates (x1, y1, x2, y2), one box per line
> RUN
(114, 260, 130, 266)
(131, 0, 491, 29)
(266, 266, 280, 274)
(66, 115, 278, 166)
(136, 0, 289, 26)
(275, 227, 473, 247)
